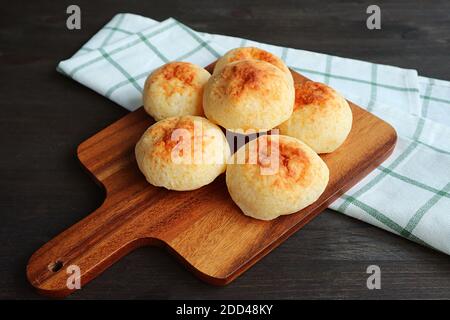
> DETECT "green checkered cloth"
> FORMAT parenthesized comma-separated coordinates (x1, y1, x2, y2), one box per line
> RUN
(58, 14, 450, 255)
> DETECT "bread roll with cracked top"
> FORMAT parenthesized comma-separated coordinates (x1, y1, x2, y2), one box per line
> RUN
(203, 60, 294, 132)
(143, 62, 210, 121)
(278, 81, 352, 153)
(135, 116, 230, 191)
(226, 135, 329, 220)
(213, 47, 293, 85)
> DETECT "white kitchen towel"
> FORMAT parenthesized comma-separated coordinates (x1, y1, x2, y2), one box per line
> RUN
(58, 13, 450, 255)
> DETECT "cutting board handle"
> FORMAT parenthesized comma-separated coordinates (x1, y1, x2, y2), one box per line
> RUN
(26, 203, 155, 297)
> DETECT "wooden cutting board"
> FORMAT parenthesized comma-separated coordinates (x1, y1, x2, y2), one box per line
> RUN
(27, 67, 397, 297)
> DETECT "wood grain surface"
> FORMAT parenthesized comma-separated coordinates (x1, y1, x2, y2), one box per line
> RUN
(2, 0, 450, 300)
(26, 69, 397, 297)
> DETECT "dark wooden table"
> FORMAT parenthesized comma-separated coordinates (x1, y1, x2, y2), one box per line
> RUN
(1, 0, 449, 299)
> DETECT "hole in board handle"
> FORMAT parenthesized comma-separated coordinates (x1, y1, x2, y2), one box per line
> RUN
(48, 260, 63, 272)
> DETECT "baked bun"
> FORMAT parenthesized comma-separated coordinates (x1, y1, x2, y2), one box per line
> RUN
(278, 81, 352, 154)
(135, 116, 230, 191)
(213, 47, 293, 84)
(226, 135, 329, 220)
(143, 62, 210, 121)
(203, 60, 295, 132)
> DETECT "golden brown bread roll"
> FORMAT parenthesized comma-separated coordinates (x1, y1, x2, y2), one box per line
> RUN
(213, 47, 293, 85)
(203, 60, 295, 132)
(278, 81, 352, 153)
(135, 116, 230, 191)
(226, 134, 329, 220)
(143, 62, 210, 121)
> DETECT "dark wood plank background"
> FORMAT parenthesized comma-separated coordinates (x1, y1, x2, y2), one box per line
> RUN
(1, 0, 449, 299)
